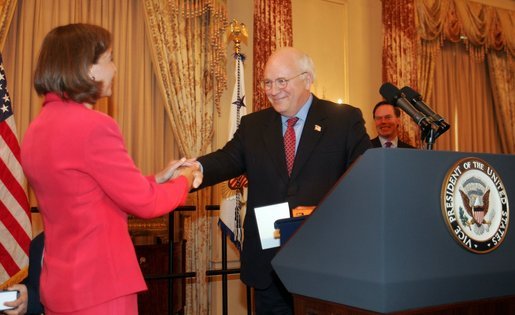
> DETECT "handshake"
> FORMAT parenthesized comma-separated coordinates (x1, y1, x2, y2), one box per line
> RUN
(155, 157, 203, 189)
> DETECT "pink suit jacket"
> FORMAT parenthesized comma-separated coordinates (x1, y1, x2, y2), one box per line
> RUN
(21, 93, 189, 313)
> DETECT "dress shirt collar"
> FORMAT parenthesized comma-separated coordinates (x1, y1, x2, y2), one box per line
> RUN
(379, 136, 398, 148)
(281, 93, 313, 125)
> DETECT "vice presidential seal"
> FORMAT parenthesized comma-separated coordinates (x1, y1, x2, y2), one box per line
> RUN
(441, 157, 509, 254)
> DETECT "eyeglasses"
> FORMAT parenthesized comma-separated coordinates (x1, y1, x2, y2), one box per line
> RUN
(261, 72, 307, 90)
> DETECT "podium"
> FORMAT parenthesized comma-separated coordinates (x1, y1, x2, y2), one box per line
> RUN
(272, 149, 515, 314)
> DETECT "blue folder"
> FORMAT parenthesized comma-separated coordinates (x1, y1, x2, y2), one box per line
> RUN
(274, 216, 307, 245)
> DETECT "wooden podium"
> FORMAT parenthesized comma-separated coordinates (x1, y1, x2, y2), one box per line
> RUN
(272, 149, 515, 314)
(293, 294, 515, 314)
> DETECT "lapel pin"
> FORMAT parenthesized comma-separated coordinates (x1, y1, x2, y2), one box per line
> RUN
(314, 125, 322, 132)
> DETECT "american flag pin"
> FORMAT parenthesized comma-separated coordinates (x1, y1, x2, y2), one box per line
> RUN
(314, 125, 322, 132)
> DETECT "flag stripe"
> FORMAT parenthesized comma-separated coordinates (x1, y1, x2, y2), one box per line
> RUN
(0, 155, 30, 213)
(0, 263, 8, 283)
(0, 190, 32, 236)
(0, 120, 21, 160)
(0, 220, 28, 271)
(0, 242, 19, 276)
(0, 200, 30, 255)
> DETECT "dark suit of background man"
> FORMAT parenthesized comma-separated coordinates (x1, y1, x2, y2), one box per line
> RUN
(371, 101, 414, 148)
(196, 47, 371, 315)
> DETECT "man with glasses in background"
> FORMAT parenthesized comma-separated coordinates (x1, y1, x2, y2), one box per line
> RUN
(196, 47, 371, 314)
(371, 101, 414, 148)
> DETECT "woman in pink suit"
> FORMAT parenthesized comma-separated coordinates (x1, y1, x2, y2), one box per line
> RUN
(21, 23, 201, 315)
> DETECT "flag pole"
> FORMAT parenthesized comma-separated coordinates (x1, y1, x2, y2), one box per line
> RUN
(227, 19, 248, 55)
(218, 20, 248, 251)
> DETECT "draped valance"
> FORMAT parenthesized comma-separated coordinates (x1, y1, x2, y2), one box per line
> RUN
(416, 0, 515, 59)
(0, 0, 16, 49)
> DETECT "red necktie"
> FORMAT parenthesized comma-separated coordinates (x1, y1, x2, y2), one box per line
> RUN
(384, 141, 393, 148)
(284, 117, 299, 176)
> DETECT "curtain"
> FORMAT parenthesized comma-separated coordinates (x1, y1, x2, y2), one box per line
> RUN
(0, 0, 16, 48)
(487, 51, 515, 153)
(142, 1, 228, 313)
(382, 0, 421, 147)
(253, 0, 293, 112)
(383, 0, 514, 152)
(433, 42, 501, 152)
(414, 0, 514, 153)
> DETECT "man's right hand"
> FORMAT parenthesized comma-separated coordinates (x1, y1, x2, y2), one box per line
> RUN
(3, 284, 28, 315)
(175, 163, 203, 189)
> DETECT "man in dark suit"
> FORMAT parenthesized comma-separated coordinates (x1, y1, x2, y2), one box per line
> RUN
(196, 47, 371, 314)
(371, 101, 414, 148)
(5, 232, 45, 315)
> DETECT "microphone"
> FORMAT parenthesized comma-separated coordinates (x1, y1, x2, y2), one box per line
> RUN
(400, 86, 450, 135)
(400, 86, 443, 122)
(379, 82, 432, 132)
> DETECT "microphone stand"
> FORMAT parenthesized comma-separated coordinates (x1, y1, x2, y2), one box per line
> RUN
(422, 120, 450, 150)
(424, 126, 436, 150)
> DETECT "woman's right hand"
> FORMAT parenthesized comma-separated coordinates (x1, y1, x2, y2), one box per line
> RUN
(155, 158, 187, 184)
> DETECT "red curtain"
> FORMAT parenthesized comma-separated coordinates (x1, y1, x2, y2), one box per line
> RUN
(253, 0, 293, 112)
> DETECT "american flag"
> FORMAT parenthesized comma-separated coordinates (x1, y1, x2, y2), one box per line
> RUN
(0, 53, 31, 288)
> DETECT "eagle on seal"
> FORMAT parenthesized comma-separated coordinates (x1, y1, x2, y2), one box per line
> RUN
(460, 189, 490, 228)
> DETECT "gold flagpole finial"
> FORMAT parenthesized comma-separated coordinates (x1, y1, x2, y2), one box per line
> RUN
(227, 19, 248, 54)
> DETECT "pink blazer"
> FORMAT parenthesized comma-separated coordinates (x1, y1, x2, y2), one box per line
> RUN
(21, 93, 189, 313)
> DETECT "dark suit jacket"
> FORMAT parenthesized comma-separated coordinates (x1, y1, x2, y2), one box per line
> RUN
(370, 136, 414, 148)
(23, 232, 44, 314)
(198, 95, 371, 289)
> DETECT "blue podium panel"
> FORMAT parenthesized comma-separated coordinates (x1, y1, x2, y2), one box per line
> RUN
(272, 149, 515, 313)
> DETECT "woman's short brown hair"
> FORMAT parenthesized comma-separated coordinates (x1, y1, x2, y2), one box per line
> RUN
(34, 23, 111, 104)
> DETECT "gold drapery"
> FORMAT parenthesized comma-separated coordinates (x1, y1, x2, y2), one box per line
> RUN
(416, 0, 514, 55)
(142, 0, 228, 313)
(253, 0, 293, 112)
(383, 0, 514, 152)
(382, 0, 421, 147)
(0, 0, 16, 49)
(415, 0, 514, 153)
(487, 51, 515, 153)
(142, 0, 227, 157)
(432, 42, 502, 152)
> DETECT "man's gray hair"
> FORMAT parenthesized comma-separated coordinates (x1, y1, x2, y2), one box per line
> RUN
(297, 52, 316, 82)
